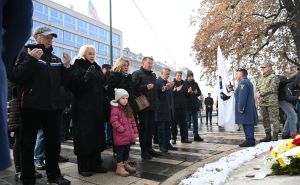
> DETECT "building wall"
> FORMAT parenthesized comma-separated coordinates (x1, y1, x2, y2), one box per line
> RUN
(31, 0, 122, 66)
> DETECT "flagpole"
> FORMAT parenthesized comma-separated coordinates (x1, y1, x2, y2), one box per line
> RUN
(109, 0, 113, 66)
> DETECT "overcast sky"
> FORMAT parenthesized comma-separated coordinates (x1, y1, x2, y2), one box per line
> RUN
(51, 0, 216, 96)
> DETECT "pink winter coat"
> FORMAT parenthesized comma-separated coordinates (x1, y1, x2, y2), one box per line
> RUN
(110, 103, 138, 146)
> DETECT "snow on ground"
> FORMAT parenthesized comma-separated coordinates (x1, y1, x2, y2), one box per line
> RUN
(179, 140, 285, 185)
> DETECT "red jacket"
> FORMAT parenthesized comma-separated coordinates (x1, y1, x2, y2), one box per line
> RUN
(110, 103, 138, 146)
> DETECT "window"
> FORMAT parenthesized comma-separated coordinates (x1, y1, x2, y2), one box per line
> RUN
(96, 57, 109, 66)
(98, 28, 109, 42)
(50, 8, 63, 25)
(52, 46, 63, 58)
(64, 14, 76, 29)
(77, 19, 88, 34)
(112, 33, 121, 46)
(98, 43, 109, 56)
(88, 24, 98, 38)
(32, 21, 44, 32)
(33, 1, 49, 20)
(49, 26, 63, 44)
(76, 36, 87, 48)
(64, 31, 77, 47)
(113, 47, 120, 59)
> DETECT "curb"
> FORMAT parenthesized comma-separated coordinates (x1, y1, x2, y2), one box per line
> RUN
(160, 148, 242, 185)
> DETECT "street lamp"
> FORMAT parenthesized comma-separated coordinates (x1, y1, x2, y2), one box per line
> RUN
(109, 0, 113, 66)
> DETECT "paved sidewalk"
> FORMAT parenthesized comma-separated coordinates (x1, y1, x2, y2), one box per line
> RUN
(225, 152, 300, 185)
(0, 116, 274, 185)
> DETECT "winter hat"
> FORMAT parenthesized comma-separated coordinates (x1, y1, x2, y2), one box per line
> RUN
(187, 70, 194, 77)
(112, 88, 129, 103)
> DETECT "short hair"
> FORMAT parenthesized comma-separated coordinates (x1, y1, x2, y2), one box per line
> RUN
(175, 71, 182, 75)
(112, 58, 129, 72)
(161, 68, 171, 74)
(208, 93, 211, 95)
(75, 45, 96, 60)
(236, 68, 248, 76)
(142, 56, 153, 62)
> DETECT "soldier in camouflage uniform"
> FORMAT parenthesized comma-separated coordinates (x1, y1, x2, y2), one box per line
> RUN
(256, 62, 280, 141)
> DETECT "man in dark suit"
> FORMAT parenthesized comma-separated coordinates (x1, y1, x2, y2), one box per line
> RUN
(204, 93, 214, 125)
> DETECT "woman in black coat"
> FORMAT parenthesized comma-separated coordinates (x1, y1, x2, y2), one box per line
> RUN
(68, 45, 106, 177)
(107, 58, 136, 112)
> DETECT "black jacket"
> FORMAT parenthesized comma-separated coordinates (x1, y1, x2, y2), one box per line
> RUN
(182, 79, 202, 112)
(132, 67, 159, 110)
(12, 44, 68, 110)
(278, 82, 299, 104)
(107, 72, 136, 112)
(173, 79, 186, 109)
(67, 58, 106, 155)
(204, 97, 214, 109)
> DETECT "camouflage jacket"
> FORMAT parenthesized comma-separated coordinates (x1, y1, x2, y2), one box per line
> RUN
(256, 71, 279, 106)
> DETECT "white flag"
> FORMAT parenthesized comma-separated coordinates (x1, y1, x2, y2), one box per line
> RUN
(217, 46, 238, 131)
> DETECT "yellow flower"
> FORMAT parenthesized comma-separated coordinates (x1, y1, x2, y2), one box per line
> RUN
(298, 152, 300, 158)
(278, 158, 286, 167)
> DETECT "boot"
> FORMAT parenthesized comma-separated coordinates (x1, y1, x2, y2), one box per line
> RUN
(124, 161, 136, 173)
(272, 132, 278, 141)
(259, 133, 271, 142)
(116, 163, 129, 177)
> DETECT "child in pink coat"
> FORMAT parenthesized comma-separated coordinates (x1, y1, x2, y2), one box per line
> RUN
(110, 88, 138, 177)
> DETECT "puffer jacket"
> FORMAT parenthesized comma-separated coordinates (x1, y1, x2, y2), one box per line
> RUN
(110, 102, 138, 146)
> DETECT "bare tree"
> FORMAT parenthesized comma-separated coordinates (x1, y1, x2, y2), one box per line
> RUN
(192, 0, 300, 85)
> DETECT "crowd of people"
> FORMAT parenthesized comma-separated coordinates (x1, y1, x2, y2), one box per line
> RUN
(5, 26, 208, 184)
(1, 3, 300, 184)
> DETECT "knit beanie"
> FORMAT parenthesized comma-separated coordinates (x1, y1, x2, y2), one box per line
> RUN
(112, 88, 129, 103)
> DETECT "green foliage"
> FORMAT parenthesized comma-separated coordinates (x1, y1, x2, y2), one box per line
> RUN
(271, 157, 300, 175)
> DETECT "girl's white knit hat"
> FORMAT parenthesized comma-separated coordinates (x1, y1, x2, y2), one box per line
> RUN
(112, 88, 129, 103)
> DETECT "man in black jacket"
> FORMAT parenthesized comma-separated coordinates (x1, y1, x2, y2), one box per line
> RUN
(132, 57, 161, 160)
(205, 93, 214, 125)
(183, 70, 203, 141)
(172, 71, 192, 144)
(12, 27, 71, 185)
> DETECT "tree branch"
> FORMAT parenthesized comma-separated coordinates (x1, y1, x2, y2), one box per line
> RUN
(251, 40, 270, 62)
(283, 52, 300, 66)
(264, 21, 287, 36)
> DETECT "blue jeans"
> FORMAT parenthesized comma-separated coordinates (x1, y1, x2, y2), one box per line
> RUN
(34, 129, 45, 162)
(185, 111, 199, 135)
(104, 122, 112, 146)
(243, 124, 255, 145)
(279, 101, 298, 137)
(157, 121, 171, 148)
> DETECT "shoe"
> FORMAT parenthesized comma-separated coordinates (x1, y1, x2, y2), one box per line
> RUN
(282, 135, 290, 139)
(15, 172, 21, 181)
(148, 149, 162, 157)
(47, 176, 70, 185)
(172, 139, 176, 145)
(141, 152, 152, 160)
(124, 161, 136, 173)
(194, 135, 204, 142)
(92, 167, 107, 173)
(35, 171, 43, 179)
(259, 136, 271, 142)
(116, 163, 129, 177)
(127, 160, 136, 166)
(159, 146, 168, 153)
(35, 160, 46, 170)
(59, 155, 69, 163)
(79, 171, 92, 177)
(168, 144, 178, 151)
(181, 139, 192, 143)
(239, 142, 255, 147)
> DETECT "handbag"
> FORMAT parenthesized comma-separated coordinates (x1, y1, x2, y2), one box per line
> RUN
(135, 94, 150, 112)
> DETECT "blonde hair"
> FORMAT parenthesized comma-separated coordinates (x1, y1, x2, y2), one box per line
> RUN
(112, 58, 129, 72)
(75, 45, 96, 60)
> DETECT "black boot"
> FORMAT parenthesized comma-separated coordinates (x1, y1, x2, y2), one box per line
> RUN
(259, 133, 271, 142)
(194, 134, 204, 142)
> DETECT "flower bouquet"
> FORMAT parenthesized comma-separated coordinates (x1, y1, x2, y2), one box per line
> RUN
(270, 133, 300, 175)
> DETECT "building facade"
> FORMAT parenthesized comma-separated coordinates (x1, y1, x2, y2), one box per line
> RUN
(123, 48, 182, 80)
(31, 0, 122, 66)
